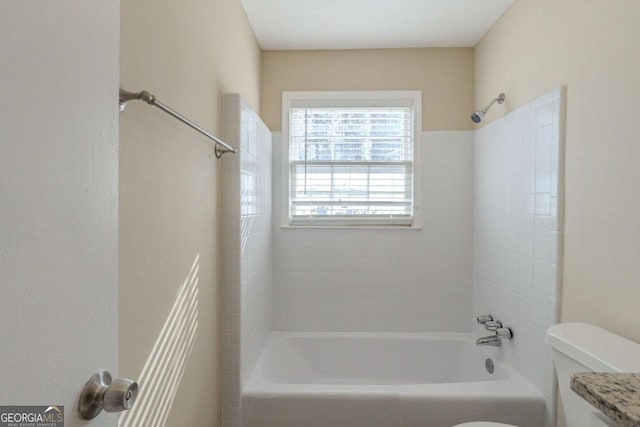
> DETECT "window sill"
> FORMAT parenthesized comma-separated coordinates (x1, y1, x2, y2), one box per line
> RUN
(279, 225, 423, 230)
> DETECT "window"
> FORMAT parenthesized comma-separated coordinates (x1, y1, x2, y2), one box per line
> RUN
(282, 91, 421, 227)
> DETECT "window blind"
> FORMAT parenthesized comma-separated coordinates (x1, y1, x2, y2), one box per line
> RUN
(289, 107, 414, 225)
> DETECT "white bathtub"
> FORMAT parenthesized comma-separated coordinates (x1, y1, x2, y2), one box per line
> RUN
(242, 332, 545, 427)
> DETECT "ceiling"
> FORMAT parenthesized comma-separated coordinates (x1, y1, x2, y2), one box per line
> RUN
(240, 0, 514, 51)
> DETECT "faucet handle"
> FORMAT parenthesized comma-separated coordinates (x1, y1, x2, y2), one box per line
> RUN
(476, 314, 494, 324)
(484, 320, 503, 331)
(496, 327, 513, 340)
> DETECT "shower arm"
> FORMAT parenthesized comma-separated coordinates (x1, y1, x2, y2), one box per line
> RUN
(480, 93, 506, 114)
(119, 88, 236, 159)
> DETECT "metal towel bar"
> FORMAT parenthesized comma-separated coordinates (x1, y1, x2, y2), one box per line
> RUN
(119, 88, 236, 158)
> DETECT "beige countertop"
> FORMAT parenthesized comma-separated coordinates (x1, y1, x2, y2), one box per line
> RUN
(571, 372, 640, 427)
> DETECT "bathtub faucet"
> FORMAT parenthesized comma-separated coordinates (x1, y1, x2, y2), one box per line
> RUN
(476, 327, 513, 347)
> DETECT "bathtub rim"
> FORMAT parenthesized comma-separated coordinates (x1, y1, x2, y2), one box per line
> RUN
(243, 331, 545, 402)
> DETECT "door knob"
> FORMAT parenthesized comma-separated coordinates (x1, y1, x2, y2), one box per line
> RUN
(78, 370, 138, 420)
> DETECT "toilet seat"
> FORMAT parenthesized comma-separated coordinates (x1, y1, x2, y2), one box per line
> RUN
(453, 423, 519, 427)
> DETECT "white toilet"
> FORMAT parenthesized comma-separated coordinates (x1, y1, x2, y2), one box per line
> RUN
(453, 322, 640, 427)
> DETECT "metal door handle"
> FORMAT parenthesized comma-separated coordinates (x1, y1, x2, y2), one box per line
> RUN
(78, 370, 138, 420)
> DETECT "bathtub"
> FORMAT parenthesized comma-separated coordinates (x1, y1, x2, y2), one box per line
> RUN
(242, 332, 545, 427)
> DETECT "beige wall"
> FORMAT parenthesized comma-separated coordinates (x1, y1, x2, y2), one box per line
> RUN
(475, 0, 640, 343)
(119, 0, 260, 425)
(261, 48, 474, 131)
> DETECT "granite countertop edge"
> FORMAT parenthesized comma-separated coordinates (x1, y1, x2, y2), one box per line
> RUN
(571, 372, 640, 427)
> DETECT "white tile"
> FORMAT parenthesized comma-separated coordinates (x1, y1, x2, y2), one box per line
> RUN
(521, 130, 536, 152)
(521, 109, 537, 133)
(520, 215, 535, 236)
(522, 150, 536, 173)
(520, 235, 534, 256)
(535, 147, 552, 173)
(551, 132, 560, 166)
(522, 194, 535, 215)
(550, 169, 560, 198)
(536, 125, 553, 150)
(532, 253, 551, 282)
(535, 193, 551, 215)
(535, 170, 551, 193)
(534, 216, 551, 239)
(549, 200, 560, 231)
(519, 275, 534, 299)
(550, 231, 560, 261)
(520, 172, 535, 195)
(534, 237, 551, 261)
(532, 279, 548, 304)
(519, 255, 534, 277)
(536, 101, 554, 128)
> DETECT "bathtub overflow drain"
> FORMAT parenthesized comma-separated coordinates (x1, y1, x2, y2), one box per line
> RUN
(485, 358, 494, 374)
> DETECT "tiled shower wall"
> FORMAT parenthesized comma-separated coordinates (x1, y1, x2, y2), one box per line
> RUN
(473, 87, 565, 426)
(222, 94, 272, 427)
(222, 89, 563, 426)
(272, 131, 474, 332)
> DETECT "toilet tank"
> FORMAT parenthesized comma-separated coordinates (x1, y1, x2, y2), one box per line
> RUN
(545, 323, 640, 427)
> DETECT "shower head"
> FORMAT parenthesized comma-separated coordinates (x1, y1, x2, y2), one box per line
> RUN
(470, 111, 483, 124)
(471, 93, 505, 123)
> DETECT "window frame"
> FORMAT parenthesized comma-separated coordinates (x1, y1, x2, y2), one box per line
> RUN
(281, 90, 422, 228)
